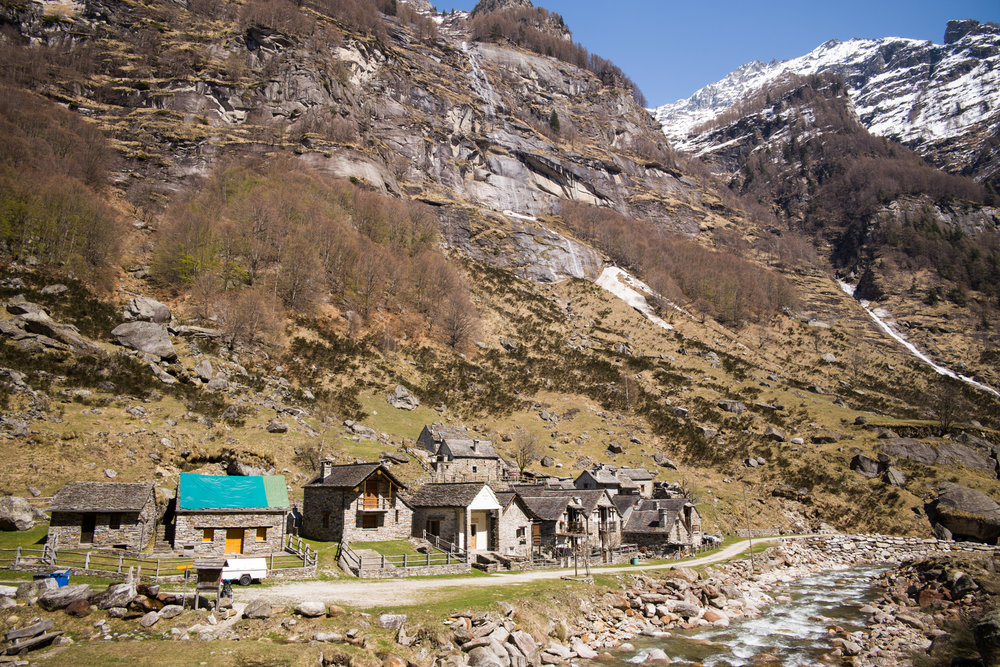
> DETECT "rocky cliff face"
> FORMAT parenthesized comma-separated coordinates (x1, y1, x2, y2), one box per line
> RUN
(653, 20, 1000, 187)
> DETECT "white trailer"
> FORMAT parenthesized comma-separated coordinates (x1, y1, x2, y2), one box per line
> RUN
(222, 557, 268, 586)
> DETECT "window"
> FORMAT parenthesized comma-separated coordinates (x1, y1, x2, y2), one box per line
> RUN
(203, 528, 214, 543)
(108, 513, 121, 530)
(472, 465, 478, 473)
(256, 527, 267, 542)
(516, 527, 526, 538)
(322, 512, 330, 528)
(426, 519, 441, 537)
(394, 510, 399, 523)
(361, 513, 379, 529)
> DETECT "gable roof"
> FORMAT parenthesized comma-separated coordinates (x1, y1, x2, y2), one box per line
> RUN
(576, 466, 651, 488)
(439, 439, 500, 460)
(623, 499, 695, 535)
(178, 473, 289, 511)
(518, 495, 572, 521)
(521, 488, 614, 515)
(421, 423, 472, 442)
(305, 463, 405, 489)
(407, 482, 492, 508)
(50, 482, 154, 513)
(612, 494, 638, 519)
(495, 492, 538, 519)
(618, 467, 655, 481)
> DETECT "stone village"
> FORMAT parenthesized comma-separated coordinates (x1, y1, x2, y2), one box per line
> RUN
(36, 421, 704, 580)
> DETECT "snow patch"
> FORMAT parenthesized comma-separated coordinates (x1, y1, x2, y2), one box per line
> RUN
(838, 281, 999, 397)
(596, 267, 673, 331)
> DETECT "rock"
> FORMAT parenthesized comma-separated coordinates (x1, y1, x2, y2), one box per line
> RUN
(65, 599, 91, 617)
(194, 359, 214, 381)
(643, 648, 669, 663)
(380, 452, 410, 465)
(703, 610, 728, 626)
(347, 422, 379, 440)
(16, 578, 57, 601)
(314, 631, 345, 642)
(925, 482, 1000, 543)
(378, 613, 407, 630)
(841, 640, 861, 656)
(883, 466, 907, 487)
(107, 607, 128, 618)
(295, 601, 327, 617)
(93, 582, 136, 610)
(975, 609, 1000, 665)
(697, 426, 718, 440)
(763, 426, 786, 442)
(607, 442, 624, 454)
(0, 495, 45, 531)
(571, 640, 598, 659)
(511, 630, 540, 666)
(41, 284, 68, 296)
(139, 611, 161, 627)
(266, 420, 288, 434)
(327, 605, 345, 616)
(850, 454, 883, 478)
(652, 452, 676, 469)
(19, 311, 101, 354)
(718, 400, 747, 414)
(820, 353, 837, 364)
(149, 363, 177, 384)
(104, 468, 118, 479)
(124, 297, 171, 323)
(540, 456, 555, 467)
(382, 655, 407, 667)
(38, 584, 93, 611)
(665, 600, 702, 619)
(205, 378, 229, 392)
(243, 598, 273, 619)
(811, 430, 840, 444)
(500, 338, 519, 352)
(112, 322, 177, 361)
(160, 605, 184, 619)
(387, 385, 419, 410)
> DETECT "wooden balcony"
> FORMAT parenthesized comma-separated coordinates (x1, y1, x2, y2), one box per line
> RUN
(356, 496, 392, 512)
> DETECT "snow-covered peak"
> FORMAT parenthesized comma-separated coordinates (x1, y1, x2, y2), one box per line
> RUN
(652, 21, 1000, 160)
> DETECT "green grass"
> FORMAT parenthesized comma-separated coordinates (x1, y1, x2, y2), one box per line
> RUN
(350, 539, 440, 557)
(0, 524, 48, 550)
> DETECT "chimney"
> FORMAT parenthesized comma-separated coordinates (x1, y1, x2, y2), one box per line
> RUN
(658, 508, 669, 528)
(320, 459, 333, 480)
(471, 440, 478, 452)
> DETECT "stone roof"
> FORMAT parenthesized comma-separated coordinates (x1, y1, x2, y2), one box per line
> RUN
(439, 439, 499, 460)
(617, 467, 655, 481)
(422, 423, 472, 442)
(518, 495, 571, 521)
(623, 499, 693, 535)
(50, 482, 154, 513)
(305, 463, 405, 489)
(407, 483, 489, 508)
(523, 488, 612, 514)
(612, 494, 638, 519)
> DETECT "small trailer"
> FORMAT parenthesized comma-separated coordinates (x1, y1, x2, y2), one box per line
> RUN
(221, 557, 268, 586)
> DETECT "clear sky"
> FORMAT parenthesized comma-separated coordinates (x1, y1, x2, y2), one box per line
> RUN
(436, 0, 1000, 107)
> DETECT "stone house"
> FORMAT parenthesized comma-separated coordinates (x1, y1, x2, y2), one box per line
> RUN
(517, 488, 621, 556)
(173, 473, 289, 557)
(407, 482, 501, 553)
(622, 498, 703, 552)
(574, 464, 655, 498)
(301, 461, 411, 543)
(433, 438, 508, 481)
(493, 492, 537, 558)
(416, 423, 473, 453)
(48, 482, 156, 551)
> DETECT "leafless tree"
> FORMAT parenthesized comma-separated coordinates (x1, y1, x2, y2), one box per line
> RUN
(512, 431, 541, 472)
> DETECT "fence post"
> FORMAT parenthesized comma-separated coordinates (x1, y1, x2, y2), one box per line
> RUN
(426, 552, 430, 566)
(84, 552, 91, 570)
(402, 554, 407, 569)
(270, 553, 274, 571)
(118, 553, 124, 573)
(14, 547, 20, 568)
(155, 559, 160, 580)
(446, 552, 450, 565)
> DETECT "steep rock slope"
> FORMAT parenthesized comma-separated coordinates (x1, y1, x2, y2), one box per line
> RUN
(653, 19, 1000, 186)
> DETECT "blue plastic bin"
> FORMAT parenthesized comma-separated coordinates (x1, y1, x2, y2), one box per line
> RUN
(33, 570, 69, 587)
(629, 557, 639, 565)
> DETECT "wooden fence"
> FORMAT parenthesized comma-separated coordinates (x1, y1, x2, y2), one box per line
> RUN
(338, 536, 469, 577)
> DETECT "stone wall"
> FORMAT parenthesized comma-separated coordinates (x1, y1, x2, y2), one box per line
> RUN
(805, 533, 1000, 560)
(174, 510, 286, 556)
(411, 507, 463, 546)
(498, 501, 532, 558)
(48, 500, 156, 551)
(301, 487, 412, 542)
(437, 457, 505, 481)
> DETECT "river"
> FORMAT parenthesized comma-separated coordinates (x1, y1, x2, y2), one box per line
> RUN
(623, 565, 887, 666)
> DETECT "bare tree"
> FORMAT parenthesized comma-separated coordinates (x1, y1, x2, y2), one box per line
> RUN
(438, 287, 480, 350)
(512, 431, 541, 472)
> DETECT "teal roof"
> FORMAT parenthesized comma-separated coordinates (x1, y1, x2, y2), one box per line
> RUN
(178, 473, 289, 510)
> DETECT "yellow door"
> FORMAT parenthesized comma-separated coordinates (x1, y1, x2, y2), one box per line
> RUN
(225, 528, 244, 554)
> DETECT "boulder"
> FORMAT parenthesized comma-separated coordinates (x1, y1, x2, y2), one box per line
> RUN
(16, 578, 57, 601)
(511, 630, 540, 666)
(93, 582, 136, 610)
(718, 400, 746, 414)
(664, 600, 702, 619)
(194, 359, 214, 381)
(19, 311, 101, 354)
(607, 442, 624, 454)
(643, 648, 669, 663)
(0, 495, 46, 531)
(976, 609, 1000, 666)
(139, 610, 161, 627)
(295, 601, 327, 618)
(160, 605, 184, 619)
(266, 420, 288, 434)
(111, 322, 177, 361)
(925, 482, 1000, 544)
(883, 466, 907, 487)
(380, 452, 410, 465)
(763, 426, 786, 442)
(653, 452, 677, 469)
(820, 353, 837, 364)
(243, 598, 273, 619)
(571, 640, 598, 659)
(849, 454, 883, 479)
(882, 438, 990, 470)
(313, 631, 345, 642)
(540, 456, 554, 467)
(205, 378, 229, 392)
(124, 297, 171, 323)
(378, 613, 407, 629)
(467, 646, 505, 667)
(386, 385, 419, 411)
(811, 430, 840, 444)
(40, 284, 68, 296)
(38, 584, 93, 611)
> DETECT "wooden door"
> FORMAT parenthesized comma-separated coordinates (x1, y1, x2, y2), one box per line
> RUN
(80, 514, 96, 544)
(469, 522, 478, 549)
(363, 479, 378, 510)
(225, 528, 244, 554)
(531, 523, 541, 546)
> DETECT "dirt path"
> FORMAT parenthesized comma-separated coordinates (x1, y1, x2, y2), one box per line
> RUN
(254, 536, 801, 608)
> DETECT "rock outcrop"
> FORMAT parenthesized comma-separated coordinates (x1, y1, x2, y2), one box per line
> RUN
(925, 483, 1000, 543)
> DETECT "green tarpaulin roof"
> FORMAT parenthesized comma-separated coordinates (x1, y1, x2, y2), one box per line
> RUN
(178, 473, 289, 510)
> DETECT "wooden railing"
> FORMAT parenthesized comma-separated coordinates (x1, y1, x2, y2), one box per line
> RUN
(283, 534, 319, 569)
(338, 538, 468, 576)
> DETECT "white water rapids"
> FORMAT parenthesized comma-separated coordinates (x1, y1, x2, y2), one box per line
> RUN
(838, 280, 999, 397)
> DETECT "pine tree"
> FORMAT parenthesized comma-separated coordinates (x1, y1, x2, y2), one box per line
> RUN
(549, 110, 560, 134)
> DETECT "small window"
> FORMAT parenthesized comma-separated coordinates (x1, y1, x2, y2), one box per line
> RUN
(394, 510, 399, 523)
(322, 512, 330, 528)
(109, 513, 121, 530)
(516, 527, 526, 538)
(203, 528, 214, 543)
(256, 527, 267, 542)
(361, 513, 380, 529)
(472, 465, 478, 473)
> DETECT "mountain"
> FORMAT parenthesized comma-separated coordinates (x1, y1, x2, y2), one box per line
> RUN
(652, 19, 1000, 188)
(0, 0, 998, 543)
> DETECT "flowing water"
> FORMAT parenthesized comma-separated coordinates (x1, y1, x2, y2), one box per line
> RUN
(623, 566, 887, 667)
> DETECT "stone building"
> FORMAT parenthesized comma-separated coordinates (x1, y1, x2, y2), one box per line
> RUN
(416, 423, 473, 453)
(517, 487, 621, 556)
(48, 482, 156, 551)
(173, 473, 289, 557)
(574, 464, 655, 498)
(408, 483, 501, 552)
(301, 461, 411, 543)
(494, 491, 537, 558)
(621, 498, 703, 552)
(433, 438, 508, 481)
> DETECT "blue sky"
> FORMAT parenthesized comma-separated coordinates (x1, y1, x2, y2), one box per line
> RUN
(438, 1, 1000, 106)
